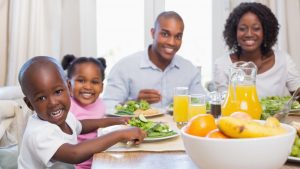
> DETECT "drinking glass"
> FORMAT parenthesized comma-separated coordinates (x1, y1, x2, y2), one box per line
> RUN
(188, 94, 206, 120)
(173, 87, 189, 128)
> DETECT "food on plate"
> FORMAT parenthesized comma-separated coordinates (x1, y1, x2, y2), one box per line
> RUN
(260, 96, 300, 120)
(291, 121, 300, 135)
(218, 116, 287, 138)
(114, 100, 160, 116)
(185, 114, 217, 137)
(128, 114, 177, 138)
(290, 132, 300, 158)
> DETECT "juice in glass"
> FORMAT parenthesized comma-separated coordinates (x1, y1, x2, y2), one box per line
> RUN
(222, 84, 262, 119)
(188, 104, 206, 120)
(173, 95, 189, 123)
(173, 87, 189, 126)
(188, 94, 206, 120)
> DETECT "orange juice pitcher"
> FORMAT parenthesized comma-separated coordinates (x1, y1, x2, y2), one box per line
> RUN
(221, 61, 262, 119)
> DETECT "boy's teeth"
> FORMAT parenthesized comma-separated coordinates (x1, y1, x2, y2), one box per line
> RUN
(51, 109, 62, 117)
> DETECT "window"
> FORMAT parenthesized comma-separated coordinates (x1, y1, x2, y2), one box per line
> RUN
(97, 0, 212, 84)
(165, 0, 212, 84)
(97, 0, 144, 73)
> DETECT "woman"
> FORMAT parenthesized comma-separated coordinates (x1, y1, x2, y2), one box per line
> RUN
(213, 2, 300, 97)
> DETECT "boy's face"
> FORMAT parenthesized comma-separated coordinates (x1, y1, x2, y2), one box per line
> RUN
(68, 62, 103, 106)
(23, 64, 71, 127)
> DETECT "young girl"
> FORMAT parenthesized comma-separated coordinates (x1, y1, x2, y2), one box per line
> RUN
(18, 56, 146, 169)
(62, 54, 109, 169)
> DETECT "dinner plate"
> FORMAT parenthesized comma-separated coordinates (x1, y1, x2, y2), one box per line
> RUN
(98, 125, 179, 142)
(287, 156, 300, 163)
(144, 132, 179, 142)
(107, 108, 166, 118)
(290, 108, 300, 112)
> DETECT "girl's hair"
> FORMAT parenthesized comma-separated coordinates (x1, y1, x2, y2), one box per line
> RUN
(61, 54, 106, 81)
(223, 2, 279, 57)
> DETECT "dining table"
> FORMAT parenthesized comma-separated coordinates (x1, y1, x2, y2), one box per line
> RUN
(91, 114, 300, 169)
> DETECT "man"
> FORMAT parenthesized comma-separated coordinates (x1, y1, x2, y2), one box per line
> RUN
(103, 11, 205, 110)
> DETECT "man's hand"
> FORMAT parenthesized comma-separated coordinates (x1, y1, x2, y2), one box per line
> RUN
(137, 89, 161, 104)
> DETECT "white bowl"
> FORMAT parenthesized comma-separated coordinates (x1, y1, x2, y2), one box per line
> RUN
(181, 122, 296, 169)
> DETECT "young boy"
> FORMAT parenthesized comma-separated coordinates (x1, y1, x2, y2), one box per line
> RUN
(18, 56, 146, 169)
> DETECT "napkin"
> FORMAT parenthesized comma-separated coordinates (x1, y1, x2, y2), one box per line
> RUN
(98, 114, 185, 152)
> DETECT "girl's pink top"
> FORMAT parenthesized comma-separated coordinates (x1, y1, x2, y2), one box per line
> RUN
(70, 97, 106, 169)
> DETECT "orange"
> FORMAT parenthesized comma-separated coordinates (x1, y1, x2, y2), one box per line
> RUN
(185, 114, 217, 137)
(230, 111, 252, 120)
(206, 129, 229, 139)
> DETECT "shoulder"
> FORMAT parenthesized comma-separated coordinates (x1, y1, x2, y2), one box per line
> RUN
(215, 54, 231, 65)
(273, 49, 293, 64)
(174, 55, 197, 68)
(114, 50, 144, 66)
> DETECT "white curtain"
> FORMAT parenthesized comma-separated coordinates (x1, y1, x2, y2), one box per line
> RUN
(0, 0, 97, 86)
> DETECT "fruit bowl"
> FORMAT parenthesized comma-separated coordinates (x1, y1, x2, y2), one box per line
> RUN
(181, 121, 296, 169)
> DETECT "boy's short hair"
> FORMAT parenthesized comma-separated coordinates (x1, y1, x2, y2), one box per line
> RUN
(18, 56, 66, 95)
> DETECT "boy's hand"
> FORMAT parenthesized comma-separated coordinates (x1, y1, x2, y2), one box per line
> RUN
(115, 117, 130, 125)
(121, 127, 146, 145)
(138, 89, 161, 104)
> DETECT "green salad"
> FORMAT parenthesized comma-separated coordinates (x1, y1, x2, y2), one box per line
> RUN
(260, 96, 300, 120)
(128, 115, 177, 138)
(115, 100, 150, 115)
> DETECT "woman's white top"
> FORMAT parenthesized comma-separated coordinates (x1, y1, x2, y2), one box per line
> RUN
(213, 50, 300, 98)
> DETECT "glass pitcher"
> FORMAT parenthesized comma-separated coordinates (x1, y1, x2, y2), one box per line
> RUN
(221, 61, 262, 119)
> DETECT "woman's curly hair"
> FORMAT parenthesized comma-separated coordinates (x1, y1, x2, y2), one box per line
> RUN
(223, 2, 279, 56)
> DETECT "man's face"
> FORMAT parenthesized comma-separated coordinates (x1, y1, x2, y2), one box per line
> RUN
(151, 17, 184, 61)
(24, 65, 70, 127)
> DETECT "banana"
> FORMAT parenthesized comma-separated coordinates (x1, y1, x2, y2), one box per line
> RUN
(218, 117, 287, 138)
(264, 117, 281, 128)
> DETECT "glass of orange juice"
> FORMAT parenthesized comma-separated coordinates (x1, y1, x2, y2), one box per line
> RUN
(173, 87, 189, 127)
(188, 94, 206, 120)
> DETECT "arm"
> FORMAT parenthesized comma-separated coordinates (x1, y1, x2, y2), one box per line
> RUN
(103, 65, 129, 110)
(189, 67, 206, 95)
(53, 127, 146, 164)
(79, 117, 130, 134)
(285, 52, 300, 94)
(212, 57, 230, 90)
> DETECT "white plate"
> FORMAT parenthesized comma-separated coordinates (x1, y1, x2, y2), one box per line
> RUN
(290, 108, 300, 112)
(98, 125, 179, 142)
(287, 156, 300, 163)
(144, 132, 179, 142)
(107, 108, 166, 118)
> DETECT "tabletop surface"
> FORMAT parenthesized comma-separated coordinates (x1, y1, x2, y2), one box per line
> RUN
(91, 115, 300, 169)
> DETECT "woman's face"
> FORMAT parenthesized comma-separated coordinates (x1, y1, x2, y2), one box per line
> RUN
(236, 12, 264, 54)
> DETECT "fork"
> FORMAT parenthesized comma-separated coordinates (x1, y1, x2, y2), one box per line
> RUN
(273, 87, 300, 122)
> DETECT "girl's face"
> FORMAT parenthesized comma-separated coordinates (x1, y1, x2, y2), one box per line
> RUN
(236, 12, 264, 54)
(68, 62, 103, 106)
